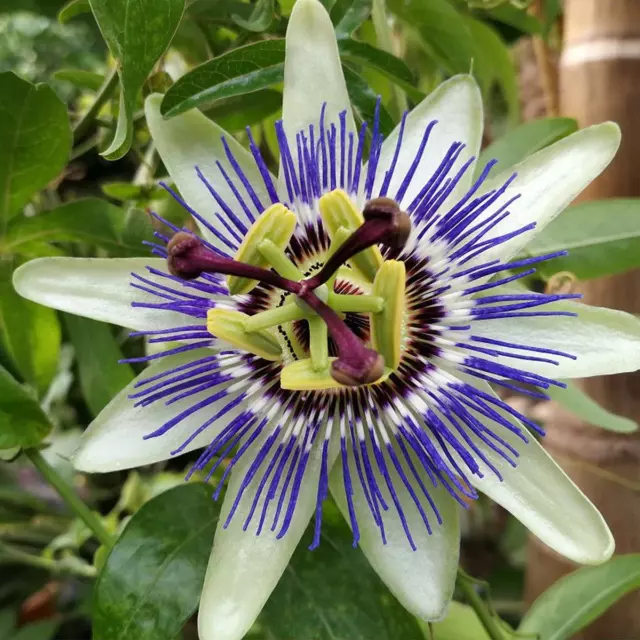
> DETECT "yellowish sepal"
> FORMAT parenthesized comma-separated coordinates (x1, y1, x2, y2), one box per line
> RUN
(371, 260, 406, 370)
(227, 204, 297, 295)
(318, 189, 383, 282)
(280, 357, 392, 390)
(207, 308, 282, 361)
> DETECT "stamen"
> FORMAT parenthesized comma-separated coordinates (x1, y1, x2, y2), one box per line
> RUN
(308, 195, 411, 290)
(167, 229, 388, 387)
(299, 289, 384, 386)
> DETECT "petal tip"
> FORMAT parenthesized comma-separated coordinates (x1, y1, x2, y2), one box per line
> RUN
(599, 120, 622, 151)
(574, 521, 616, 566)
(415, 595, 452, 622)
(197, 592, 256, 640)
(289, 0, 330, 24)
(71, 444, 112, 474)
(12, 258, 48, 302)
(144, 92, 163, 112)
(440, 74, 482, 104)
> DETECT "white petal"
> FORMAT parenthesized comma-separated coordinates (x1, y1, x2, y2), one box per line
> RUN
(73, 349, 242, 472)
(198, 428, 338, 640)
(477, 122, 620, 262)
(282, 0, 355, 187)
(370, 75, 483, 212)
(145, 94, 276, 248)
(472, 298, 640, 379)
(459, 381, 613, 564)
(13, 257, 190, 331)
(329, 442, 459, 620)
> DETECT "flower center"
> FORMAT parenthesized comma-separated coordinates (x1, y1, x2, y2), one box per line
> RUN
(167, 189, 410, 390)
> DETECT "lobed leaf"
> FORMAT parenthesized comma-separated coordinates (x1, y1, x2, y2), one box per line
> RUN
(387, 0, 476, 75)
(3, 199, 154, 257)
(93, 483, 218, 640)
(0, 73, 71, 230)
(88, 0, 186, 159)
(338, 39, 424, 102)
(547, 382, 638, 434)
(335, 0, 372, 36)
(478, 117, 578, 176)
(519, 555, 640, 640)
(0, 366, 52, 451)
(0, 263, 60, 395)
(161, 39, 286, 118)
(526, 199, 640, 280)
(343, 64, 394, 136)
(64, 315, 135, 417)
(261, 515, 423, 639)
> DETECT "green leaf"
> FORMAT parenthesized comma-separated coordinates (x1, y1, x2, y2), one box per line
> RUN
(338, 39, 424, 102)
(93, 483, 218, 640)
(465, 17, 519, 126)
(161, 39, 286, 118)
(0, 0, 62, 17)
(543, 0, 562, 30)
(261, 516, 423, 639)
(88, 0, 186, 159)
(188, 0, 255, 22)
(231, 0, 274, 32)
(101, 182, 162, 202)
(0, 609, 16, 637)
(335, 0, 371, 36)
(53, 69, 105, 91)
(477, 117, 578, 176)
(205, 89, 282, 132)
(10, 621, 59, 640)
(58, 0, 91, 23)
(387, 0, 476, 75)
(0, 73, 71, 230)
(428, 601, 492, 639)
(0, 365, 52, 451)
(0, 263, 60, 395)
(343, 65, 394, 136)
(547, 381, 638, 434)
(519, 554, 640, 640)
(526, 199, 640, 280)
(64, 315, 135, 417)
(3, 199, 153, 257)
(487, 4, 543, 34)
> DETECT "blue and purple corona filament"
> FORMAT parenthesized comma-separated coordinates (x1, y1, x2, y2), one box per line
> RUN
(124, 101, 578, 551)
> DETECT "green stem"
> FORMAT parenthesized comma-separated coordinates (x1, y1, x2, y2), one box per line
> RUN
(244, 303, 306, 332)
(258, 240, 303, 281)
(25, 449, 115, 549)
(73, 67, 119, 143)
(330, 293, 384, 313)
(0, 543, 97, 578)
(457, 570, 505, 640)
(308, 317, 329, 371)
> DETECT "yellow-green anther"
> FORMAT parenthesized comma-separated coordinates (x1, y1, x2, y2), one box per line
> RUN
(280, 358, 391, 391)
(331, 294, 385, 314)
(207, 308, 282, 361)
(244, 302, 307, 333)
(318, 189, 383, 282)
(308, 317, 329, 372)
(227, 204, 297, 295)
(258, 239, 303, 281)
(371, 260, 406, 370)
